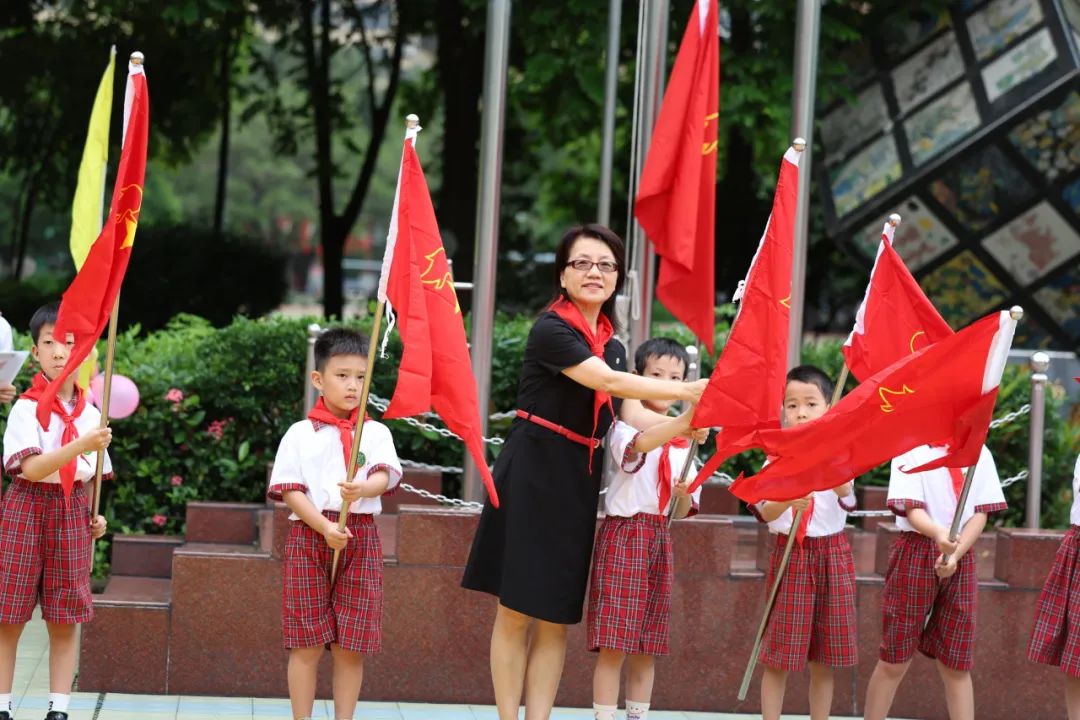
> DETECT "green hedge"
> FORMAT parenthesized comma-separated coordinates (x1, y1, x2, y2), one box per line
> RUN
(0, 310, 1076, 578)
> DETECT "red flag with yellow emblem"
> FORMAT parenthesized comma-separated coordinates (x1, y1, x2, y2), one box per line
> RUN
(377, 134, 498, 506)
(714, 310, 1017, 503)
(37, 57, 148, 436)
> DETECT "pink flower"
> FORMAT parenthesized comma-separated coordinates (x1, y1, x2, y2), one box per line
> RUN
(170, 475, 183, 487)
(165, 389, 184, 404)
(151, 514, 167, 527)
(206, 419, 227, 441)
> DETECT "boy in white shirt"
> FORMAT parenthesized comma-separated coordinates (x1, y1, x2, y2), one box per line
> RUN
(588, 338, 705, 720)
(267, 328, 402, 720)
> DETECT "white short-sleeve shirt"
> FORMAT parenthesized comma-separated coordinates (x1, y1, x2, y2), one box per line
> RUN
(887, 444, 1006, 532)
(602, 420, 702, 517)
(268, 418, 402, 518)
(0, 314, 12, 353)
(752, 484, 856, 537)
(2, 397, 113, 483)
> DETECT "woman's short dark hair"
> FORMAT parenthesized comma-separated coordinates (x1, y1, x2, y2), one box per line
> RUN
(550, 223, 627, 329)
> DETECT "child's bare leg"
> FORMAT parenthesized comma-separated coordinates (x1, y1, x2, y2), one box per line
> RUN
(761, 665, 789, 720)
(523, 619, 567, 720)
(625, 654, 655, 719)
(330, 644, 364, 719)
(936, 660, 973, 720)
(863, 659, 911, 720)
(0, 624, 24, 694)
(491, 603, 532, 720)
(45, 622, 77, 694)
(807, 661, 834, 720)
(1065, 675, 1080, 720)
(287, 646, 323, 719)
(592, 648, 625, 707)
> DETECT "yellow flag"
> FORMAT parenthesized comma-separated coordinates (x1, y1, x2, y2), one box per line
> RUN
(69, 47, 116, 270)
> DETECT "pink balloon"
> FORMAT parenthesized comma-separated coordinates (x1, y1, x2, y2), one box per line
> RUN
(89, 373, 140, 419)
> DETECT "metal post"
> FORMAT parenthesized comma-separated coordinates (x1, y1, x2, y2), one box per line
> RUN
(304, 323, 323, 414)
(463, 0, 512, 503)
(626, 0, 670, 355)
(1026, 351, 1050, 529)
(787, 0, 821, 370)
(598, 0, 622, 227)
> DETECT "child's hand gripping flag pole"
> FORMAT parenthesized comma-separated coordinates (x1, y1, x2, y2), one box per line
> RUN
(735, 372, 849, 701)
(330, 114, 501, 582)
(37, 52, 148, 510)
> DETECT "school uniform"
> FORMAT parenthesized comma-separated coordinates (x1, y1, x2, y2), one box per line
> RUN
(268, 401, 401, 653)
(0, 377, 112, 625)
(882, 444, 1006, 670)
(749, 481, 858, 671)
(587, 420, 701, 656)
(1028, 454, 1080, 676)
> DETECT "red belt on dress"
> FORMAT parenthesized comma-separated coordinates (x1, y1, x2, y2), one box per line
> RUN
(516, 410, 601, 450)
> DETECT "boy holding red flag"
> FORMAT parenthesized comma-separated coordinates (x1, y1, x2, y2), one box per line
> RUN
(748, 366, 857, 720)
(0, 303, 110, 720)
(863, 443, 1006, 720)
(267, 328, 402, 720)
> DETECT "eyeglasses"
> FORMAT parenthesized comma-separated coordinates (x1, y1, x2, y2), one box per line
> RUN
(566, 258, 619, 274)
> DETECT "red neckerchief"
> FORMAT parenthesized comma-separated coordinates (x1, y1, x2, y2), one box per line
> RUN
(548, 297, 615, 469)
(795, 494, 815, 545)
(307, 397, 367, 472)
(658, 436, 690, 513)
(21, 372, 86, 491)
(948, 466, 966, 501)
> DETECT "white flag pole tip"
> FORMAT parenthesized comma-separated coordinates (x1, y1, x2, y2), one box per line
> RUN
(1009, 306, 1024, 321)
(888, 213, 902, 227)
(792, 137, 806, 152)
(406, 114, 420, 128)
(130, 51, 144, 65)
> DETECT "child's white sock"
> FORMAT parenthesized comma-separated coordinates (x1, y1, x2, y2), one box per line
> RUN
(626, 699, 650, 720)
(593, 703, 618, 720)
(48, 692, 70, 712)
(0, 693, 9, 712)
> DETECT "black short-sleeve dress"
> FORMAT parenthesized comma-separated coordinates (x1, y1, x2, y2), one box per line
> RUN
(461, 311, 627, 624)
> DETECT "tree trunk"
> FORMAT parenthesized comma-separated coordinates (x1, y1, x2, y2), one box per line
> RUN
(212, 17, 235, 240)
(322, 218, 345, 320)
(435, 0, 484, 282)
(13, 176, 40, 280)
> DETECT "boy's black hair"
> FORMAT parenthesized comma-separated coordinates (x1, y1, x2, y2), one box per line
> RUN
(314, 327, 369, 371)
(634, 337, 690, 378)
(29, 302, 60, 344)
(786, 364, 835, 404)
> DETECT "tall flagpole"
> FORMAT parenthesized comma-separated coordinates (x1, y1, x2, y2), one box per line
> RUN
(597, 0, 622, 226)
(463, 0, 512, 503)
(787, 0, 821, 369)
(624, 0, 670, 354)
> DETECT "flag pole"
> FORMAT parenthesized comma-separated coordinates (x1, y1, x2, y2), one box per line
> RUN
(667, 344, 703, 527)
(329, 297, 385, 583)
(736, 362, 849, 700)
(91, 50, 144, 553)
(329, 113, 419, 582)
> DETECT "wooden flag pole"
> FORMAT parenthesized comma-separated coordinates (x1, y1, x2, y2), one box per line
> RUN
(736, 362, 850, 701)
(665, 439, 700, 528)
(90, 295, 120, 520)
(330, 300, 386, 584)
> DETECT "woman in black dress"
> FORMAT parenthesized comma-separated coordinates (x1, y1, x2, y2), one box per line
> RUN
(462, 224, 708, 719)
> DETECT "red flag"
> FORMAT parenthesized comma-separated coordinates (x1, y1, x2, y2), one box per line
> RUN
(633, 0, 719, 354)
(687, 145, 800, 488)
(379, 136, 499, 507)
(37, 59, 148, 454)
(842, 219, 953, 382)
(713, 310, 1017, 503)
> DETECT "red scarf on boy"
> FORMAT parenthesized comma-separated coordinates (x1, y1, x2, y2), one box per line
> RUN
(307, 397, 368, 472)
(549, 297, 615, 469)
(657, 436, 690, 514)
(21, 372, 87, 494)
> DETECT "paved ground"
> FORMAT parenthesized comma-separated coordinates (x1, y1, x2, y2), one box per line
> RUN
(10, 614, 883, 719)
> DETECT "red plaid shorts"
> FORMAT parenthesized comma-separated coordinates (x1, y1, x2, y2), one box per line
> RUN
(587, 513, 673, 656)
(1028, 525, 1080, 676)
(879, 531, 977, 670)
(0, 478, 93, 625)
(760, 531, 858, 671)
(281, 511, 383, 653)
